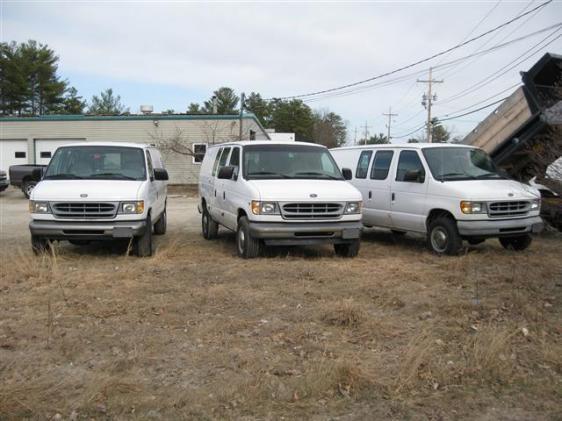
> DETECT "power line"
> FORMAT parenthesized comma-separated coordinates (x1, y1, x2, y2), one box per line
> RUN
(263, 0, 552, 101)
(438, 96, 509, 122)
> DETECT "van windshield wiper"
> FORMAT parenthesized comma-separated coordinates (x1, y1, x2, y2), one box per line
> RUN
(292, 171, 341, 180)
(247, 171, 291, 179)
(438, 172, 475, 181)
(43, 174, 83, 180)
(88, 173, 137, 180)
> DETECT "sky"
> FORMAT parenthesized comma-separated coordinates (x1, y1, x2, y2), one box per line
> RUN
(2, 0, 561, 143)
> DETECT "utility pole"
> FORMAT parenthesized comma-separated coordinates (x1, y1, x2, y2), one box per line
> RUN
(382, 107, 398, 143)
(353, 127, 358, 145)
(239, 92, 245, 141)
(417, 67, 443, 143)
(362, 121, 371, 145)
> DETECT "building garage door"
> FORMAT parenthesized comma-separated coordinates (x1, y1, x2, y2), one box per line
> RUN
(34, 139, 86, 165)
(0, 139, 29, 178)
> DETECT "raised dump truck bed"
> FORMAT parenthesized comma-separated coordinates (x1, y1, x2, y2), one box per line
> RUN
(463, 53, 562, 181)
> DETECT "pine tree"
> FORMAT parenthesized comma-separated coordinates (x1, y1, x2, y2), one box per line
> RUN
(88, 88, 127, 115)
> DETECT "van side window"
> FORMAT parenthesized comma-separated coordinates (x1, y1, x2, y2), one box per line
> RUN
(396, 150, 425, 182)
(219, 147, 231, 169)
(229, 147, 240, 167)
(212, 148, 222, 177)
(370, 151, 393, 180)
(146, 150, 154, 179)
(355, 150, 372, 179)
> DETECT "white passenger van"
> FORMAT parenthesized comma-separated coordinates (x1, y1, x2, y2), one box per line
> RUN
(29, 142, 168, 257)
(198, 141, 363, 258)
(331, 143, 543, 255)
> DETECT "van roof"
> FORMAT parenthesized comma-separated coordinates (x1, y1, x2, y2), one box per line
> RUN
(332, 143, 478, 151)
(57, 142, 155, 149)
(208, 140, 326, 148)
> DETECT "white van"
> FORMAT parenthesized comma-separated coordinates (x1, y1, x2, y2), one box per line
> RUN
(331, 143, 543, 255)
(29, 142, 168, 257)
(198, 141, 363, 258)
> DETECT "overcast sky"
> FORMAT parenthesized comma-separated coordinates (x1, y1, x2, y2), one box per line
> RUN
(2, 0, 561, 143)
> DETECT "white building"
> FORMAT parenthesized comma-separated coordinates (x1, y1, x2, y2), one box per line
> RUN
(0, 113, 269, 184)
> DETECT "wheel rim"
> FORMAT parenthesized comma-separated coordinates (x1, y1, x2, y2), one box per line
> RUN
(202, 213, 208, 234)
(431, 227, 448, 253)
(238, 228, 245, 254)
(26, 184, 34, 196)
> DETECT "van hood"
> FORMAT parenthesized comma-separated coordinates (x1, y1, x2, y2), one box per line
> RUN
(434, 179, 540, 201)
(249, 179, 362, 202)
(31, 180, 144, 201)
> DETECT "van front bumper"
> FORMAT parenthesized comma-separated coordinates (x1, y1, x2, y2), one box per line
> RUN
(29, 219, 147, 240)
(248, 221, 362, 246)
(457, 216, 544, 237)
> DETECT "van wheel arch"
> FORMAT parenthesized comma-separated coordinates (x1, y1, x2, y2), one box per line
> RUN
(426, 210, 462, 255)
(426, 209, 456, 231)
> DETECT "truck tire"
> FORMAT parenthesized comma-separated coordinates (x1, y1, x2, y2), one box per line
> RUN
(202, 207, 218, 240)
(467, 238, 485, 245)
(427, 216, 462, 255)
(135, 216, 153, 257)
(154, 208, 167, 235)
(334, 239, 360, 258)
(23, 180, 37, 199)
(499, 235, 532, 251)
(236, 217, 261, 258)
(31, 235, 50, 254)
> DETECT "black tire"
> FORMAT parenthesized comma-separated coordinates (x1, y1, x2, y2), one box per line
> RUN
(31, 235, 49, 254)
(391, 230, 407, 236)
(499, 235, 532, 251)
(23, 180, 37, 199)
(135, 216, 153, 257)
(236, 217, 261, 258)
(467, 238, 485, 246)
(202, 207, 218, 240)
(334, 240, 361, 258)
(154, 208, 167, 235)
(69, 240, 91, 246)
(427, 216, 462, 256)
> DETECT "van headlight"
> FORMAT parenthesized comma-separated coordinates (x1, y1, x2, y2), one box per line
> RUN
(119, 201, 144, 214)
(530, 199, 540, 210)
(251, 201, 279, 215)
(344, 201, 362, 214)
(460, 201, 485, 214)
(29, 201, 50, 214)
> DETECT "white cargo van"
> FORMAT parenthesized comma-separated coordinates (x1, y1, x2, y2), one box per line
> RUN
(198, 141, 363, 258)
(331, 143, 543, 255)
(29, 142, 168, 257)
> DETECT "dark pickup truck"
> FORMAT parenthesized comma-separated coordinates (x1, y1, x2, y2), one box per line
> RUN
(9, 164, 46, 198)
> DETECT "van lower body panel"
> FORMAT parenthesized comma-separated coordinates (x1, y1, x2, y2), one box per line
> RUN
(29, 220, 147, 240)
(248, 221, 362, 246)
(457, 216, 543, 237)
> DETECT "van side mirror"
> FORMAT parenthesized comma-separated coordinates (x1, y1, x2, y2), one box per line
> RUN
(218, 166, 235, 180)
(31, 168, 44, 181)
(404, 170, 425, 183)
(342, 168, 353, 180)
(154, 168, 169, 181)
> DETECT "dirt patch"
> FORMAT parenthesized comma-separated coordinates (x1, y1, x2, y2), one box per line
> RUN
(0, 203, 561, 419)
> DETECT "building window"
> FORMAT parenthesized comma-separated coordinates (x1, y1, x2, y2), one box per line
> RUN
(192, 143, 207, 164)
(40, 151, 52, 159)
(15, 151, 26, 158)
(249, 130, 256, 140)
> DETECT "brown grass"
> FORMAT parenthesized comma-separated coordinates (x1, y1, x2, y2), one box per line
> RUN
(1, 229, 561, 419)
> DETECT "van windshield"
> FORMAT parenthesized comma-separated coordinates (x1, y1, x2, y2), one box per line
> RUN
(422, 147, 504, 181)
(243, 144, 344, 180)
(44, 146, 146, 181)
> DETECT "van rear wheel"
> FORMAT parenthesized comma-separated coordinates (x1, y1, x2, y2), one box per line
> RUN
(499, 235, 532, 251)
(202, 207, 218, 240)
(236, 217, 261, 258)
(427, 216, 462, 256)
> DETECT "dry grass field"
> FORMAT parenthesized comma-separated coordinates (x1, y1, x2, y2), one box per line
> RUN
(0, 192, 561, 420)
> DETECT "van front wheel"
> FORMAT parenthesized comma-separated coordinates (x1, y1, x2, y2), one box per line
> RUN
(499, 235, 532, 251)
(427, 216, 462, 255)
(334, 240, 360, 258)
(202, 207, 218, 240)
(154, 208, 167, 235)
(135, 216, 153, 257)
(236, 217, 261, 258)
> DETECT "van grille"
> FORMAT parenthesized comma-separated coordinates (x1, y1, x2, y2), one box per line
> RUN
(281, 202, 343, 219)
(487, 201, 530, 218)
(52, 202, 118, 219)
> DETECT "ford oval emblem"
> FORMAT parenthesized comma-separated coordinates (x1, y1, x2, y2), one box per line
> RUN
(80, 193, 88, 198)
(310, 193, 318, 198)
(508, 192, 514, 197)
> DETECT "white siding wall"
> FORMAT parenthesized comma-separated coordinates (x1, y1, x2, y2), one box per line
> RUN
(0, 116, 268, 184)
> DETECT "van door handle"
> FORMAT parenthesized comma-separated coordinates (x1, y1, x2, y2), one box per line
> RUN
(223, 191, 226, 200)
(368, 191, 372, 199)
(391, 192, 395, 201)
(214, 189, 217, 197)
